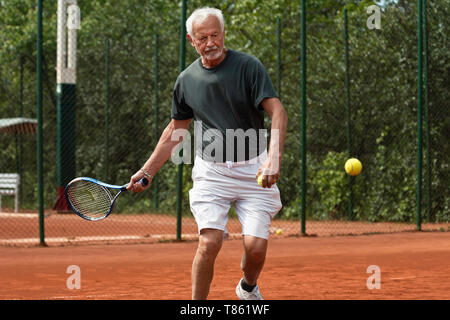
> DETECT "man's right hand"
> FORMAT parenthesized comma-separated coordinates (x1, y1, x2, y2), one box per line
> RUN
(127, 170, 152, 192)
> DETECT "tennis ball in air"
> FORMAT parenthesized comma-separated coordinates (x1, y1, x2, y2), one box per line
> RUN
(276, 228, 283, 235)
(345, 158, 362, 176)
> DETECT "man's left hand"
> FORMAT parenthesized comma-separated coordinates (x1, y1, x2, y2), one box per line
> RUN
(256, 159, 280, 188)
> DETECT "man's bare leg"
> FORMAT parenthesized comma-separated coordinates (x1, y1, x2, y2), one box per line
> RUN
(240, 235, 268, 286)
(191, 228, 224, 299)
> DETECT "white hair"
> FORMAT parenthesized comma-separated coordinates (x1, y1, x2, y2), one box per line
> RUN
(186, 7, 225, 36)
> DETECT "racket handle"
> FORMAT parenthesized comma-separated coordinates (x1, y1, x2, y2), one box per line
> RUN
(140, 177, 149, 186)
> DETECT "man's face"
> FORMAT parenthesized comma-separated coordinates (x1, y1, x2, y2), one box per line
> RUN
(188, 15, 225, 63)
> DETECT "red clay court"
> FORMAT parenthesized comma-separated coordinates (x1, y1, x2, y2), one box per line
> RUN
(0, 231, 449, 300)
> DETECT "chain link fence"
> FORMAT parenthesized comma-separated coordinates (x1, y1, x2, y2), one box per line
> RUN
(0, 0, 448, 246)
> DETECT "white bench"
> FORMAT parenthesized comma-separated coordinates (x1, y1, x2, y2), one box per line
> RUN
(0, 173, 20, 213)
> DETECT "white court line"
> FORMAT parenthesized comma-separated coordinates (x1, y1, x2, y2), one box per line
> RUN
(0, 213, 38, 218)
(0, 235, 142, 244)
(43, 293, 134, 300)
(0, 233, 242, 245)
(389, 276, 417, 280)
(5, 293, 135, 300)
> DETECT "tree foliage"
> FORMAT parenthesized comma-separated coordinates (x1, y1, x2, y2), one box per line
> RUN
(0, 0, 448, 222)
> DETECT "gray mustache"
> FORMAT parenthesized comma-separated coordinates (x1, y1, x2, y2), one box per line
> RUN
(205, 46, 219, 52)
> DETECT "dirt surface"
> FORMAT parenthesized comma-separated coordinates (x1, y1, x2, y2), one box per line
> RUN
(0, 232, 449, 300)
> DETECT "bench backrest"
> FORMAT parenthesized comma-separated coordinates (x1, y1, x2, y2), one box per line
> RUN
(0, 174, 20, 190)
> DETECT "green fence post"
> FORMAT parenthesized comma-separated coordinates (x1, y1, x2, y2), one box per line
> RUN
(19, 56, 24, 202)
(176, 0, 187, 240)
(416, 0, 423, 231)
(300, 0, 307, 235)
(277, 18, 282, 99)
(37, 0, 45, 246)
(105, 38, 110, 181)
(422, 0, 431, 223)
(344, 9, 354, 221)
(153, 33, 159, 211)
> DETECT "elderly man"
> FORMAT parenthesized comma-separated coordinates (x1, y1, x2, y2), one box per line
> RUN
(128, 7, 288, 300)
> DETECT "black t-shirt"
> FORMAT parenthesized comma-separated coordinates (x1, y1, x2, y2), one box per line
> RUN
(172, 49, 277, 162)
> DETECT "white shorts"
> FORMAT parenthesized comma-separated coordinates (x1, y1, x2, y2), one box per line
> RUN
(189, 151, 282, 240)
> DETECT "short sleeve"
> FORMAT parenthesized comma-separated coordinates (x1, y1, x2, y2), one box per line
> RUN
(248, 58, 278, 111)
(171, 76, 194, 120)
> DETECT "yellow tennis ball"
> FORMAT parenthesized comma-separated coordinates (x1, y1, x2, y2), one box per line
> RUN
(276, 228, 283, 235)
(257, 174, 263, 186)
(345, 158, 362, 176)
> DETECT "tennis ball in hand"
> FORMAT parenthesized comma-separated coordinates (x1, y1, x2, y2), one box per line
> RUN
(257, 174, 278, 187)
(345, 158, 362, 176)
(257, 174, 263, 186)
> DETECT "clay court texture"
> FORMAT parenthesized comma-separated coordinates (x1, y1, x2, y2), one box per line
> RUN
(0, 229, 449, 300)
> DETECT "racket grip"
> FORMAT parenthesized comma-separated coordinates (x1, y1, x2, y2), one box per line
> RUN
(140, 177, 149, 186)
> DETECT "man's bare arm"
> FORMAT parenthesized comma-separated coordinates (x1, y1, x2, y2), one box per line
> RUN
(258, 97, 288, 188)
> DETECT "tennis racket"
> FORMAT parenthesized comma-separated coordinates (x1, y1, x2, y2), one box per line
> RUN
(64, 177, 148, 221)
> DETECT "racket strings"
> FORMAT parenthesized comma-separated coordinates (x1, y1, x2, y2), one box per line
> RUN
(66, 180, 113, 219)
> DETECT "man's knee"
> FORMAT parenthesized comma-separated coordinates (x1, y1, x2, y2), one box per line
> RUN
(197, 229, 223, 258)
(243, 237, 268, 262)
(245, 246, 266, 263)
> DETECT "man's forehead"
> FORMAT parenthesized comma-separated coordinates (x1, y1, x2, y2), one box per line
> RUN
(192, 15, 222, 34)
